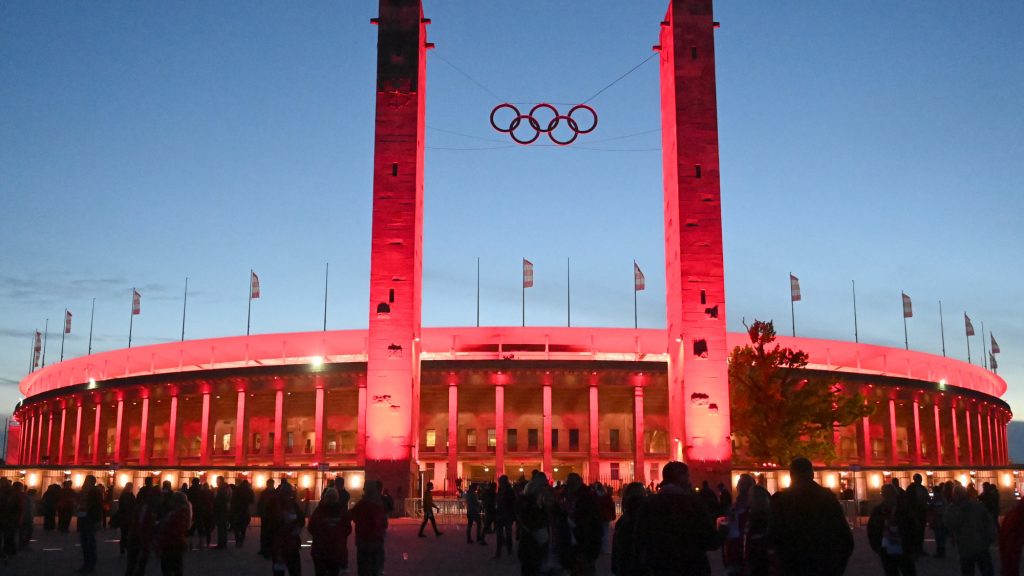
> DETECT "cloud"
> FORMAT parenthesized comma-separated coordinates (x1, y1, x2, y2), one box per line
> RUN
(0, 273, 141, 305)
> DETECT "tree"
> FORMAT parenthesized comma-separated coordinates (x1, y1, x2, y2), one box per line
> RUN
(729, 320, 873, 466)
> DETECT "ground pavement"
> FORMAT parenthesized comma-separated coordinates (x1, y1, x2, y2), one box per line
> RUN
(1, 517, 1007, 575)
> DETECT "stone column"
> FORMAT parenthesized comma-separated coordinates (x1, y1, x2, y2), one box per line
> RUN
(139, 397, 150, 466)
(92, 400, 102, 465)
(977, 411, 987, 466)
(861, 414, 872, 465)
(313, 383, 325, 465)
(542, 376, 552, 474)
(167, 394, 179, 466)
(114, 398, 125, 463)
(235, 390, 247, 466)
(951, 404, 960, 466)
(589, 380, 600, 482)
(58, 405, 67, 464)
(933, 402, 942, 466)
(911, 399, 922, 466)
(633, 382, 646, 484)
(495, 382, 505, 480)
(74, 402, 83, 465)
(46, 412, 54, 463)
(888, 399, 898, 465)
(200, 391, 211, 466)
(965, 406, 974, 466)
(447, 379, 458, 488)
(357, 380, 367, 467)
(273, 388, 285, 466)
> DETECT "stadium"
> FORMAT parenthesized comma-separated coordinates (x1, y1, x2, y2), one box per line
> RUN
(3, 0, 1016, 503)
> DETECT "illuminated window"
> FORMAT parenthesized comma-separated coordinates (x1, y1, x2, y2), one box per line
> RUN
(221, 433, 232, 453)
(466, 429, 477, 449)
(339, 431, 356, 453)
(425, 429, 436, 450)
(253, 433, 262, 453)
(487, 429, 496, 450)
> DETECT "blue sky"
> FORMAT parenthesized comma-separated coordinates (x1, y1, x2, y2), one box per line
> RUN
(1, 1, 1022, 421)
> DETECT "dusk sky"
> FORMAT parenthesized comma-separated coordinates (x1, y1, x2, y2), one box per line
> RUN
(2, 2, 1022, 421)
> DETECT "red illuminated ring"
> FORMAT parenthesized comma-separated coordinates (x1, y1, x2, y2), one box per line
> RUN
(547, 115, 579, 146)
(490, 103, 521, 134)
(567, 104, 598, 134)
(529, 103, 560, 133)
(509, 114, 541, 145)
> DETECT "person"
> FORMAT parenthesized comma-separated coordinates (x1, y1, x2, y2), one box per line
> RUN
(768, 457, 853, 576)
(999, 496, 1024, 576)
(58, 480, 76, 533)
(465, 483, 484, 544)
(945, 483, 996, 576)
(77, 474, 103, 574)
(717, 483, 733, 516)
(980, 483, 1001, 526)
(482, 482, 497, 535)
(231, 478, 255, 547)
(308, 488, 352, 576)
(930, 485, 949, 558)
(213, 476, 231, 549)
(16, 483, 34, 550)
(494, 475, 515, 558)
(116, 482, 136, 556)
(563, 473, 602, 576)
(612, 482, 647, 576)
(158, 492, 191, 576)
(351, 480, 389, 576)
(269, 481, 306, 576)
(635, 462, 721, 576)
(721, 474, 770, 576)
(126, 485, 161, 576)
(0, 478, 20, 566)
(594, 482, 616, 555)
(101, 483, 113, 530)
(418, 481, 443, 537)
(258, 478, 278, 557)
(516, 471, 570, 576)
(906, 473, 930, 554)
(867, 483, 921, 576)
(42, 483, 60, 531)
(381, 488, 395, 518)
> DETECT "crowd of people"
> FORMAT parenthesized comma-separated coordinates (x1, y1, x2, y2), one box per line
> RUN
(4, 461, 1024, 575)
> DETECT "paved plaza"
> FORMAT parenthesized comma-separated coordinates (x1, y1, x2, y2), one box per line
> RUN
(0, 516, 1007, 575)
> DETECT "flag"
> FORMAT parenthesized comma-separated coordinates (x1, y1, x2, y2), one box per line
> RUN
(991, 334, 1000, 354)
(64, 310, 72, 334)
(990, 352, 998, 371)
(634, 262, 645, 291)
(789, 274, 801, 302)
(32, 330, 42, 368)
(965, 313, 975, 336)
(522, 259, 534, 288)
(901, 292, 913, 318)
(250, 271, 261, 299)
(132, 289, 141, 315)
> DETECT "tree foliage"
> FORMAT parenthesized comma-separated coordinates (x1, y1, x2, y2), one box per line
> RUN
(729, 320, 874, 466)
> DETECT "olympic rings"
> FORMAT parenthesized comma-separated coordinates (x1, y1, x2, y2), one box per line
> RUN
(489, 102, 598, 146)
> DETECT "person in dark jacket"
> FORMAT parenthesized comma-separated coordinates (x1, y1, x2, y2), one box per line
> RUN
(308, 488, 352, 576)
(269, 481, 305, 576)
(868, 484, 921, 576)
(636, 461, 721, 576)
(258, 479, 278, 557)
(612, 482, 647, 576)
(768, 457, 854, 576)
(417, 481, 442, 538)
(42, 483, 60, 531)
(722, 474, 770, 576)
(493, 475, 515, 558)
(158, 492, 190, 576)
(231, 478, 255, 547)
(482, 482, 497, 535)
(126, 486, 161, 576)
(465, 484, 484, 544)
(999, 496, 1024, 576)
(57, 480, 75, 533)
(213, 476, 232, 549)
(117, 482, 136, 556)
(0, 478, 21, 565)
(563, 473, 603, 576)
(351, 481, 389, 576)
(77, 475, 104, 574)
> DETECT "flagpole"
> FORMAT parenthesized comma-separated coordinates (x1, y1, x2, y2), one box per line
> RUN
(965, 312, 972, 364)
(522, 259, 526, 328)
(28, 334, 34, 374)
(634, 262, 639, 330)
(247, 270, 253, 336)
(902, 292, 909, 350)
(59, 305, 67, 358)
(939, 300, 946, 357)
(41, 318, 48, 367)
(87, 298, 95, 355)
(128, 288, 135, 349)
(323, 263, 329, 332)
(852, 280, 859, 343)
(181, 277, 189, 341)
(790, 272, 796, 337)
(566, 257, 571, 328)
(981, 321, 988, 369)
(475, 257, 480, 327)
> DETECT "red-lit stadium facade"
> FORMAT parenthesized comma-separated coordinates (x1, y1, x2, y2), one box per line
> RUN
(4, 0, 1016, 500)
(6, 328, 1013, 498)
